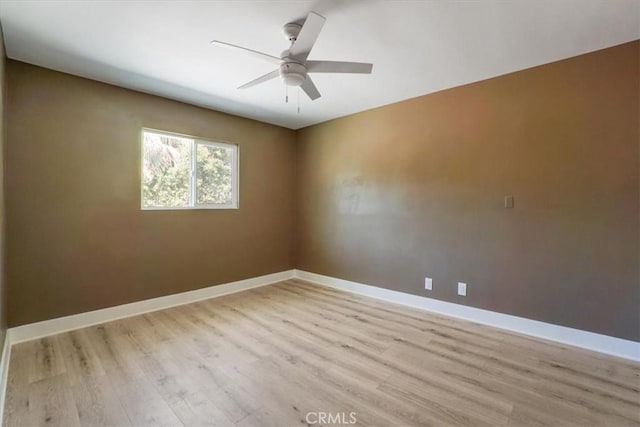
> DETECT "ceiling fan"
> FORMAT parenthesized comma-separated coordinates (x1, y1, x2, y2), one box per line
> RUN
(210, 11, 373, 101)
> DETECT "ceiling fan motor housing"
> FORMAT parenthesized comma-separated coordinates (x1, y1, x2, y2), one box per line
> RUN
(280, 62, 307, 87)
(282, 23, 302, 42)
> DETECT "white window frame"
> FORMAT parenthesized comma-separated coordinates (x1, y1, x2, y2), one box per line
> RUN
(141, 128, 239, 210)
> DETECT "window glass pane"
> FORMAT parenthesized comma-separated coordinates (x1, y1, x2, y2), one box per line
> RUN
(142, 132, 192, 208)
(196, 143, 234, 205)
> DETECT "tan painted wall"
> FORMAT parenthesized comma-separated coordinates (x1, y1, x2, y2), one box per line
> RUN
(0, 26, 7, 343)
(6, 61, 296, 327)
(296, 41, 640, 341)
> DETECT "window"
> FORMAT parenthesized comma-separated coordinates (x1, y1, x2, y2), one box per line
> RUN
(141, 129, 238, 209)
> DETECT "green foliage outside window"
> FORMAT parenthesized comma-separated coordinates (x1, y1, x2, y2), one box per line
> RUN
(196, 144, 233, 205)
(142, 131, 236, 209)
(142, 133, 191, 208)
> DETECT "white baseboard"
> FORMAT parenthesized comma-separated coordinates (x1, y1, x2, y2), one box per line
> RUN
(0, 331, 11, 425)
(294, 270, 640, 362)
(3, 267, 638, 368)
(10, 269, 295, 344)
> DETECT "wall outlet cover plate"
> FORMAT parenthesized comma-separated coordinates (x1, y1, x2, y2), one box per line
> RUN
(458, 282, 467, 296)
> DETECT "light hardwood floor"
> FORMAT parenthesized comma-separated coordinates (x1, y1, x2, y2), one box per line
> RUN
(3, 279, 639, 426)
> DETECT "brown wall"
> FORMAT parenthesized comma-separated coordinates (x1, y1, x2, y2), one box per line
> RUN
(6, 61, 296, 327)
(0, 26, 7, 344)
(296, 41, 640, 341)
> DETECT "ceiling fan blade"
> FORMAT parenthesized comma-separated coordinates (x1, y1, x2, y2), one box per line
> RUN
(238, 69, 280, 89)
(289, 12, 326, 62)
(300, 76, 321, 100)
(210, 40, 281, 65)
(306, 61, 373, 74)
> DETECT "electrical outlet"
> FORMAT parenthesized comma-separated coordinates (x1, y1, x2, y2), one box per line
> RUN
(424, 277, 432, 290)
(504, 195, 514, 209)
(457, 282, 467, 296)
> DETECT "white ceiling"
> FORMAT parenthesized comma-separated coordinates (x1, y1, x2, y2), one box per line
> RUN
(0, 0, 638, 130)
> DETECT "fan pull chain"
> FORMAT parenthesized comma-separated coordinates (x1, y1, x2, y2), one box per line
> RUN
(285, 85, 289, 104)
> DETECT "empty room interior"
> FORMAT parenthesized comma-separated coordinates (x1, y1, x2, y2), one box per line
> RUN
(0, 0, 638, 426)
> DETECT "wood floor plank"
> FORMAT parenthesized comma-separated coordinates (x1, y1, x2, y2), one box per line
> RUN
(57, 330, 106, 386)
(28, 337, 67, 384)
(83, 323, 146, 385)
(25, 375, 81, 427)
(4, 344, 39, 426)
(70, 375, 131, 426)
(227, 358, 351, 427)
(106, 372, 182, 426)
(4, 280, 639, 427)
